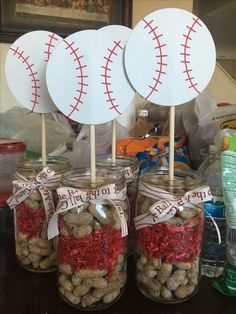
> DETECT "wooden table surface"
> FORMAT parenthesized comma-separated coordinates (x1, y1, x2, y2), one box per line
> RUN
(1, 234, 236, 314)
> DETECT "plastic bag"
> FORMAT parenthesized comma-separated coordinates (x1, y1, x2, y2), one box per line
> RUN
(65, 122, 129, 168)
(0, 106, 75, 155)
(187, 92, 236, 169)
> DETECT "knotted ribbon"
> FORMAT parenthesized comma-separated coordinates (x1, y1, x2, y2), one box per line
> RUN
(134, 180, 213, 230)
(48, 183, 128, 240)
(7, 167, 61, 223)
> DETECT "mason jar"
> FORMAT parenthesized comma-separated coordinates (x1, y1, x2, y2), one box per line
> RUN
(96, 155, 138, 254)
(135, 168, 210, 303)
(56, 168, 129, 310)
(10, 157, 70, 272)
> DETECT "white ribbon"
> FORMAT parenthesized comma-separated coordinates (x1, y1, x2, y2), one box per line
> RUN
(122, 166, 138, 182)
(48, 184, 128, 240)
(7, 167, 61, 224)
(134, 180, 213, 230)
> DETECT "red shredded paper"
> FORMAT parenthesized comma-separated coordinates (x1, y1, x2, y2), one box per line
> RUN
(137, 213, 204, 263)
(58, 219, 127, 276)
(15, 203, 45, 239)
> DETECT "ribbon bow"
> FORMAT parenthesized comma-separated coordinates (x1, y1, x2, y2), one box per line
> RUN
(134, 180, 213, 230)
(48, 183, 128, 240)
(7, 167, 61, 223)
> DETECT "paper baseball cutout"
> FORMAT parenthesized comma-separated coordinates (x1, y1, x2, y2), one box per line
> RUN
(46, 25, 135, 124)
(125, 8, 216, 106)
(5, 30, 62, 113)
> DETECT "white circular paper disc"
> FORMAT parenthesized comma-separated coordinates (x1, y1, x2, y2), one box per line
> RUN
(5, 30, 62, 113)
(125, 8, 216, 106)
(46, 26, 135, 124)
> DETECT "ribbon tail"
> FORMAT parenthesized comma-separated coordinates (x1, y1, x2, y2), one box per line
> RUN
(38, 186, 56, 239)
(109, 200, 128, 237)
(48, 212, 59, 240)
(7, 187, 32, 209)
(134, 210, 176, 230)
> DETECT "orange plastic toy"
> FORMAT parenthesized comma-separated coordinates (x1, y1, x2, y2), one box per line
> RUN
(116, 137, 160, 157)
(116, 136, 187, 157)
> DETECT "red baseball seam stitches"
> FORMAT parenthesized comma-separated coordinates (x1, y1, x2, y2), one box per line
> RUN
(44, 33, 59, 62)
(101, 40, 124, 115)
(10, 46, 40, 111)
(63, 39, 88, 118)
(181, 17, 202, 94)
(143, 18, 168, 99)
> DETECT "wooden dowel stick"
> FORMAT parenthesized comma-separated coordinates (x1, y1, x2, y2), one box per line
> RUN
(112, 120, 116, 165)
(169, 106, 175, 181)
(41, 113, 47, 167)
(90, 124, 96, 185)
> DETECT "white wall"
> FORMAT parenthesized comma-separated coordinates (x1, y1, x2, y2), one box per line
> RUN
(208, 62, 236, 104)
(0, 43, 23, 113)
(132, 0, 193, 26)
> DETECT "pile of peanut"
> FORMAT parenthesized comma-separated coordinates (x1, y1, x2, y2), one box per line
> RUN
(137, 254, 199, 301)
(136, 174, 203, 302)
(58, 255, 126, 308)
(16, 231, 56, 271)
(58, 201, 128, 308)
(15, 190, 56, 271)
(23, 189, 44, 210)
(60, 200, 129, 238)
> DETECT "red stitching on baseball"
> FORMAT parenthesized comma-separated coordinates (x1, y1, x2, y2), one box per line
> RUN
(181, 17, 202, 94)
(142, 18, 167, 99)
(101, 40, 124, 115)
(63, 39, 88, 118)
(44, 33, 59, 62)
(10, 46, 40, 111)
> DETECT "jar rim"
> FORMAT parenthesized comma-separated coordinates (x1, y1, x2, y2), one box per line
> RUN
(96, 155, 138, 171)
(140, 167, 202, 187)
(61, 167, 125, 189)
(17, 156, 70, 172)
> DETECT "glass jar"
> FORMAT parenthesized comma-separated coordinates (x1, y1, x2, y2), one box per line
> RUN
(12, 157, 70, 272)
(135, 168, 207, 303)
(56, 168, 128, 310)
(96, 155, 138, 255)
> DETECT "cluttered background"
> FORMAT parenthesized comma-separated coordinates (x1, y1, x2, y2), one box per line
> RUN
(1, 0, 236, 309)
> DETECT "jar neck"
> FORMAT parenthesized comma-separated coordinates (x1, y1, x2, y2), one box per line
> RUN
(17, 157, 70, 178)
(140, 168, 202, 191)
(96, 155, 138, 173)
(61, 168, 126, 190)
